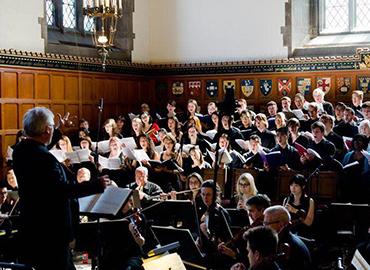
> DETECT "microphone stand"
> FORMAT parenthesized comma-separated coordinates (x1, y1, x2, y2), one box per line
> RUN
(94, 98, 104, 165)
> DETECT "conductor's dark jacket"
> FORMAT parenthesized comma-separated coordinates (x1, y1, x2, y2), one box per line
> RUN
(13, 138, 104, 268)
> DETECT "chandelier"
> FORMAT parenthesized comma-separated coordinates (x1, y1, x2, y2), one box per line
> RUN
(83, 0, 123, 70)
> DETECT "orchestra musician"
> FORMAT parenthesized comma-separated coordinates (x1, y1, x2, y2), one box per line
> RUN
(13, 107, 109, 270)
(100, 196, 149, 270)
(126, 166, 163, 207)
(263, 205, 311, 270)
(220, 194, 271, 269)
(197, 180, 233, 269)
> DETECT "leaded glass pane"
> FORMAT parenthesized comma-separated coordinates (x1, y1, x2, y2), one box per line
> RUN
(63, 0, 76, 29)
(355, 0, 370, 31)
(46, 0, 55, 26)
(322, 0, 349, 33)
(84, 16, 95, 32)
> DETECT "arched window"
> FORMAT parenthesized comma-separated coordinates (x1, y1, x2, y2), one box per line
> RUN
(320, 0, 370, 34)
(44, 0, 134, 61)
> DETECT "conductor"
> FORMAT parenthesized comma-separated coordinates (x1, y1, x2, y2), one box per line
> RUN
(13, 107, 108, 270)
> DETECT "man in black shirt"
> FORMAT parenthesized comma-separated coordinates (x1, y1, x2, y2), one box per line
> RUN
(333, 107, 359, 138)
(264, 205, 311, 270)
(270, 127, 302, 171)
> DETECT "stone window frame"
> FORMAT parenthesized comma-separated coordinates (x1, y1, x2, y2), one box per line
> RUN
(282, 0, 370, 58)
(41, 0, 135, 61)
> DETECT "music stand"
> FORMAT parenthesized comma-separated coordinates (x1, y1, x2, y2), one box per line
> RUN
(225, 208, 250, 231)
(144, 200, 198, 233)
(329, 203, 370, 242)
(78, 187, 133, 270)
(151, 225, 205, 266)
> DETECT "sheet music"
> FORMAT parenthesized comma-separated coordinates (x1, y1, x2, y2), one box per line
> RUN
(98, 155, 122, 170)
(235, 139, 250, 151)
(291, 109, 306, 120)
(65, 149, 90, 164)
(121, 147, 136, 160)
(79, 186, 132, 216)
(133, 149, 150, 161)
(143, 253, 186, 270)
(49, 149, 66, 163)
(200, 129, 217, 140)
(129, 113, 139, 120)
(120, 137, 137, 150)
(182, 144, 200, 154)
(351, 249, 370, 270)
(91, 140, 110, 154)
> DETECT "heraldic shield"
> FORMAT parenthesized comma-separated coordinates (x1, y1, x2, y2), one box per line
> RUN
(259, 79, 272, 96)
(337, 77, 351, 95)
(188, 81, 201, 96)
(316, 77, 331, 94)
(297, 78, 311, 96)
(358, 77, 370, 94)
(241, 79, 254, 97)
(172, 81, 184, 96)
(278, 79, 292, 96)
(206, 80, 218, 98)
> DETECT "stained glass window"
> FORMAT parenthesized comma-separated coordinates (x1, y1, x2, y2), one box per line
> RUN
(355, 0, 370, 31)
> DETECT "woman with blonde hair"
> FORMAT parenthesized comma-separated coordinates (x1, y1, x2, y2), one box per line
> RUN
(234, 172, 258, 210)
(56, 135, 73, 153)
(275, 112, 287, 130)
(103, 118, 121, 139)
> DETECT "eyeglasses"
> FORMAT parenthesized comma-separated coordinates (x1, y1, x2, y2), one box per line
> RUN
(0, 191, 7, 195)
(238, 183, 250, 187)
(263, 220, 280, 226)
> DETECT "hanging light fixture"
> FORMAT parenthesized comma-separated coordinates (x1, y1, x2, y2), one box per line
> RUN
(83, 0, 123, 70)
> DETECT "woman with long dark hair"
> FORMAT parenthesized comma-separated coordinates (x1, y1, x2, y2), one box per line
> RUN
(283, 174, 315, 237)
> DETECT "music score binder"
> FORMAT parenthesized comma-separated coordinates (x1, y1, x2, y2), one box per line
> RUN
(79, 186, 132, 216)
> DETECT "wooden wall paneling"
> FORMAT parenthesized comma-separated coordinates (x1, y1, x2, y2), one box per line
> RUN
(35, 73, 50, 99)
(82, 104, 98, 129)
(2, 72, 18, 98)
(19, 73, 35, 99)
(18, 104, 35, 128)
(81, 77, 93, 101)
(51, 75, 65, 100)
(65, 76, 79, 101)
(3, 104, 18, 130)
(93, 77, 105, 101)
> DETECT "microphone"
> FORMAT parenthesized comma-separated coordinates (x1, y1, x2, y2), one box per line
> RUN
(98, 98, 104, 111)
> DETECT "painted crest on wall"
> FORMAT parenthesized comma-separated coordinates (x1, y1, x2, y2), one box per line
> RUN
(206, 80, 218, 98)
(297, 78, 311, 96)
(316, 77, 331, 94)
(259, 79, 272, 96)
(172, 81, 184, 96)
(278, 79, 292, 96)
(241, 79, 254, 97)
(337, 77, 351, 94)
(188, 81, 201, 96)
(223, 80, 236, 94)
(358, 77, 370, 93)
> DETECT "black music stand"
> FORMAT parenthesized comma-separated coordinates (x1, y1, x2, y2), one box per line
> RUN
(144, 200, 198, 233)
(225, 208, 250, 230)
(151, 225, 205, 266)
(78, 187, 132, 270)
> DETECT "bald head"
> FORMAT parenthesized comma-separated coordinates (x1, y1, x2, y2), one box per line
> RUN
(263, 205, 291, 233)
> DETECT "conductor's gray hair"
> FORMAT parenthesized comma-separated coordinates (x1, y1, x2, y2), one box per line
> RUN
(23, 107, 54, 137)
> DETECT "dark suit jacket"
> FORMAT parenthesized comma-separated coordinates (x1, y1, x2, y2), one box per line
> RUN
(13, 138, 104, 267)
